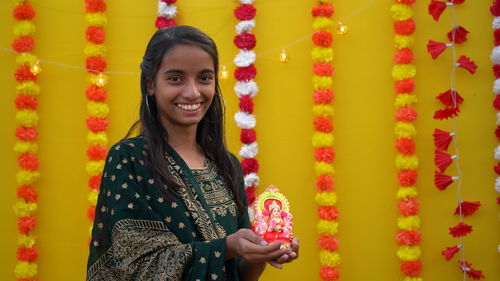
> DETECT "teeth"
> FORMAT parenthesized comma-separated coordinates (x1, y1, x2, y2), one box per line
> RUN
(176, 103, 201, 111)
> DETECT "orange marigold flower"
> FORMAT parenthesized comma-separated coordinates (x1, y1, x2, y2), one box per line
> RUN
(15, 126, 38, 142)
(86, 117, 109, 133)
(314, 117, 333, 133)
(15, 94, 38, 110)
(17, 246, 39, 262)
(397, 169, 417, 186)
(395, 107, 417, 122)
(86, 85, 107, 102)
(86, 26, 105, 44)
(88, 175, 101, 189)
(17, 186, 38, 202)
(18, 153, 39, 171)
(394, 48, 414, 64)
(394, 19, 416, 35)
(318, 205, 339, 220)
(395, 78, 415, 94)
(17, 216, 36, 234)
(312, 31, 333, 47)
(312, 3, 334, 17)
(87, 145, 107, 161)
(317, 235, 339, 251)
(87, 206, 96, 220)
(86, 56, 107, 73)
(396, 230, 421, 245)
(316, 174, 334, 192)
(12, 36, 34, 53)
(313, 62, 333, 76)
(85, 0, 107, 13)
(401, 260, 422, 277)
(396, 138, 415, 155)
(319, 266, 340, 281)
(13, 4, 36, 20)
(398, 197, 420, 216)
(15, 65, 37, 82)
(313, 89, 334, 104)
(315, 147, 335, 163)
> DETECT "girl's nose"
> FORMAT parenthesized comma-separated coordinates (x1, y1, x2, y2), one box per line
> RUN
(182, 79, 201, 99)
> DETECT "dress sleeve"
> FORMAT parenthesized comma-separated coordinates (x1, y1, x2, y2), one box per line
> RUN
(229, 153, 251, 230)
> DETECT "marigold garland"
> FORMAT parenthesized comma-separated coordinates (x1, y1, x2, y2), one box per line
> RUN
(84, 0, 109, 243)
(391, 1, 422, 280)
(156, 0, 177, 29)
(312, 1, 339, 280)
(492, 0, 500, 255)
(12, 1, 40, 279)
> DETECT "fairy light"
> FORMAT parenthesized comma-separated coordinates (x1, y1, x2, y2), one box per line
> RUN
(30, 61, 41, 75)
(279, 48, 289, 63)
(220, 65, 229, 80)
(96, 73, 107, 87)
(337, 22, 348, 35)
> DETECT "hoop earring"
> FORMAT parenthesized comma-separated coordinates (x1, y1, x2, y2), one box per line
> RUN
(145, 94, 152, 116)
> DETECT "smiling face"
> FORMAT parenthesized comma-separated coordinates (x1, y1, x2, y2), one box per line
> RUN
(148, 43, 216, 134)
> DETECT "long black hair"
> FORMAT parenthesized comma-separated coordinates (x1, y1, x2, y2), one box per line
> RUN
(127, 25, 244, 211)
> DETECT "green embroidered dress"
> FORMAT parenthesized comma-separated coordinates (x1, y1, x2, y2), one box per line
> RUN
(86, 136, 250, 281)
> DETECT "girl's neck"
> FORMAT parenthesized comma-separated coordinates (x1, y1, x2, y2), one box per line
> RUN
(165, 126, 205, 169)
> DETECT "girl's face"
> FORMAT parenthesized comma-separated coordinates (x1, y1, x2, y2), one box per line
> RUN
(148, 44, 216, 132)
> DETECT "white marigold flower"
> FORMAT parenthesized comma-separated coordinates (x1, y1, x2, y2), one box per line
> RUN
(234, 112, 256, 129)
(158, 2, 177, 18)
(234, 50, 256, 67)
(240, 142, 258, 158)
(234, 80, 258, 98)
(236, 20, 256, 34)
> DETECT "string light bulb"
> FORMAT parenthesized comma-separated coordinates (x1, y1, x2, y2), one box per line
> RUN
(30, 61, 41, 75)
(337, 22, 348, 35)
(279, 49, 289, 63)
(96, 73, 107, 87)
(220, 65, 229, 80)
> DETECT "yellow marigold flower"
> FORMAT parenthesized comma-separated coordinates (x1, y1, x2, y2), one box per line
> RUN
(317, 220, 338, 235)
(320, 250, 341, 267)
(398, 215, 420, 231)
(88, 189, 99, 205)
(395, 94, 418, 108)
(89, 225, 94, 235)
(392, 64, 416, 80)
(88, 73, 109, 87)
(16, 171, 40, 186)
(315, 192, 337, 206)
(395, 122, 417, 138)
(312, 47, 334, 63)
(87, 132, 108, 146)
(13, 21, 36, 37)
(87, 102, 109, 118)
(18, 235, 36, 248)
(404, 277, 423, 281)
(16, 81, 40, 95)
(397, 246, 421, 261)
(313, 17, 333, 30)
(312, 132, 334, 147)
(313, 105, 334, 118)
(394, 35, 414, 49)
(315, 163, 335, 176)
(14, 141, 38, 154)
(16, 110, 39, 127)
(397, 187, 418, 200)
(14, 261, 37, 279)
(395, 155, 418, 170)
(84, 44, 107, 57)
(86, 160, 105, 176)
(13, 201, 37, 217)
(86, 13, 107, 27)
(391, 4, 413, 21)
(313, 76, 332, 89)
(16, 53, 37, 66)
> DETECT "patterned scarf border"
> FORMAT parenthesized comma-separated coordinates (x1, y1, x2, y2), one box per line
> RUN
(156, 0, 178, 28)
(84, 0, 109, 244)
(233, 0, 259, 218)
(12, 0, 41, 279)
(311, 1, 340, 280)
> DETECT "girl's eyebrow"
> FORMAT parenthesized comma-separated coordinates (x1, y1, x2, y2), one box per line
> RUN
(162, 69, 215, 75)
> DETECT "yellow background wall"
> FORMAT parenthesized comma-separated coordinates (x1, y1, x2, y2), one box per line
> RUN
(1, 0, 498, 280)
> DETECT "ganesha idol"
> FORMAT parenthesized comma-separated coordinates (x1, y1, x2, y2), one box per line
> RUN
(252, 185, 293, 248)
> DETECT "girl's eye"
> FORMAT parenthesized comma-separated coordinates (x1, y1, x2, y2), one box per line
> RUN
(200, 75, 214, 82)
(167, 76, 182, 82)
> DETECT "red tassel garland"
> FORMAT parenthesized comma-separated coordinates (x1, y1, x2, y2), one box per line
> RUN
(427, 40, 451, 59)
(428, 1, 448, 21)
(447, 25, 469, 44)
(441, 245, 462, 261)
(456, 56, 477, 74)
(433, 106, 460, 120)
(436, 89, 464, 107)
(434, 171, 457, 190)
(459, 261, 485, 280)
(454, 200, 481, 217)
(434, 150, 456, 172)
(433, 128, 454, 150)
(449, 222, 473, 238)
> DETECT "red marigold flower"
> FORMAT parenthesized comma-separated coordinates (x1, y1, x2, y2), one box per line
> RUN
(162, 0, 177, 4)
(313, 62, 333, 76)
(314, 117, 333, 133)
(234, 33, 256, 50)
(86, 56, 107, 73)
(495, 125, 500, 141)
(17, 246, 39, 262)
(398, 0, 416, 4)
(12, 36, 34, 53)
(395, 78, 415, 93)
(394, 19, 416, 35)
(15, 65, 37, 82)
(394, 48, 414, 64)
(312, 3, 334, 17)
(494, 95, 500, 110)
(494, 162, 500, 175)
(18, 216, 36, 234)
(241, 158, 259, 174)
(240, 129, 256, 143)
(492, 1, 500, 16)
(396, 230, 422, 245)
(401, 260, 422, 277)
(13, 4, 36, 20)
(494, 65, 500, 78)
(15, 126, 38, 142)
(313, 89, 334, 104)
(245, 186, 256, 204)
(312, 31, 333, 47)
(495, 29, 500, 47)
(398, 198, 420, 216)
(317, 235, 338, 251)
(86, 117, 109, 133)
(395, 107, 417, 122)
(87, 206, 96, 220)
(239, 95, 254, 113)
(314, 147, 335, 163)
(87, 145, 107, 161)
(234, 65, 256, 81)
(396, 138, 415, 155)
(234, 4, 256, 21)
(85, 0, 107, 13)
(18, 153, 39, 171)
(316, 174, 334, 192)
(17, 185, 38, 202)
(88, 175, 101, 190)
(15, 94, 38, 110)
(86, 26, 105, 44)
(86, 85, 107, 102)
(397, 169, 417, 186)
(155, 16, 176, 28)
(318, 206, 338, 220)
(319, 266, 340, 280)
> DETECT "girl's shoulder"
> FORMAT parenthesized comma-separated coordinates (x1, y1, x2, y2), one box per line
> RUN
(109, 136, 147, 153)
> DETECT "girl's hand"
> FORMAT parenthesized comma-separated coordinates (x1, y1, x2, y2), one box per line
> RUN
(268, 237, 300, 268)
(226, 229, 288, 263)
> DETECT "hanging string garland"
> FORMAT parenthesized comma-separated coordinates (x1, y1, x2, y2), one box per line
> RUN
(427, 0, 485, 278)
(311, 2, 340, 281)
(84, 0, 109, 244)
(391, 1, 423, 280)
(491, 0, 500, 255)
(233, 0, 259, 218)
(12, 1, 40, 279)
(156, 0, 177, 28)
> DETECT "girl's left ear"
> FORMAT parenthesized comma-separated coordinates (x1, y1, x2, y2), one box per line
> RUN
(146, 78, 155, 96)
